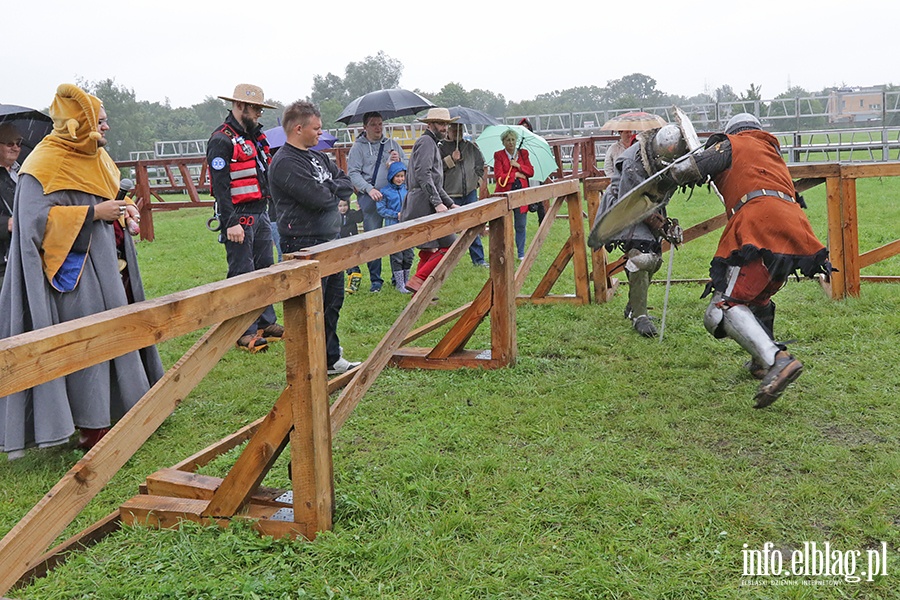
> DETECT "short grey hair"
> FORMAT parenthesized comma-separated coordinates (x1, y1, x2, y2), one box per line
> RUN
(501, 129, 518, 144)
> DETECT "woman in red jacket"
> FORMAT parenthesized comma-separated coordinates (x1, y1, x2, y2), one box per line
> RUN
(493, 129, 535, 259)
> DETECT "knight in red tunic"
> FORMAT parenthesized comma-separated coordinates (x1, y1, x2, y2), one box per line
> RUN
(669, 113, 831, 408)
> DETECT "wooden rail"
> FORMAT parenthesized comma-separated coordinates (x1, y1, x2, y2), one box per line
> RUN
(0, 181, 589, 596)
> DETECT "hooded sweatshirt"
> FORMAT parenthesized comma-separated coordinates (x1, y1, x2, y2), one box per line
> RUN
(347, 133, 406, 209)
(377, 161, 407, 226)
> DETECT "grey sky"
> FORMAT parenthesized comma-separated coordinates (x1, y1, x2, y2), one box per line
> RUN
(9, 0, 895, 111)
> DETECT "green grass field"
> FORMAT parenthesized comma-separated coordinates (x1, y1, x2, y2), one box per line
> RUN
(1, 180, 898, 599)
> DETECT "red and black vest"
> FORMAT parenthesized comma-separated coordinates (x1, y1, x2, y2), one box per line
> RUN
(215, 124, 272, 204)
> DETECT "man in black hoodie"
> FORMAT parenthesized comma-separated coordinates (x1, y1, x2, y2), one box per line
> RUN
(269, 100, 360, 375)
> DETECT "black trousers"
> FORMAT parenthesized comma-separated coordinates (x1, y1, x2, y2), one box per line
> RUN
(280, 235, 343, 366)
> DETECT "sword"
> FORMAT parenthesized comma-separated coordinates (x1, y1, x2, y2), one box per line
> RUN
(658, 241, 676, 343)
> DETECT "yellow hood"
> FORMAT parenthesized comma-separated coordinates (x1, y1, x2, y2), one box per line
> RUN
(20, 83, 119, 199)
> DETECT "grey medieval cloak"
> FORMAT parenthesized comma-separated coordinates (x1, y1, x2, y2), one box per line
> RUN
(0, 174, 165, 455)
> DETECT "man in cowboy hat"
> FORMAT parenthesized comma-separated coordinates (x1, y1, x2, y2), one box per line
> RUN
(207, 83, 283, 353)
(0, 83, 164, 458)
(400, 108, 459, 292)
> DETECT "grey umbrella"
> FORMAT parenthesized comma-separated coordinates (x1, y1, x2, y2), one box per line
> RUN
(447, 106, 500, 126)
(0, 105, 53, 163)
(336, 89, 435, 125)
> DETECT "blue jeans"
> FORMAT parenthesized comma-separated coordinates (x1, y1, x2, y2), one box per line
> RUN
(358, 195, 384, 287)
(455, 190, 485, 265)
(513, 209, 528, 259)
(224, 211, 277, 337)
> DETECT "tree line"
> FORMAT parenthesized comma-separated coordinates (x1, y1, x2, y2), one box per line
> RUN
(70, 52, 892, 161)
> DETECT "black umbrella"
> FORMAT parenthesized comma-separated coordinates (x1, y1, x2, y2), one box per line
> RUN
(0, 104, 53, 163)
(336, 89, 435, 125)
(447, 106, 500, 126)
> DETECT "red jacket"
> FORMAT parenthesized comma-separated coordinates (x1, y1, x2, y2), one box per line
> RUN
(493, 148, 534, 193)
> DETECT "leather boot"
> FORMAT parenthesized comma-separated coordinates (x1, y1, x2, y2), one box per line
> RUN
(755, 351, 803, 408)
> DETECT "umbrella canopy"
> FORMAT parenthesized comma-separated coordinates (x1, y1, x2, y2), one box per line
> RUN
(336, 89, 435, 125)
(447, 106, 500, 126)
(263, 125, 337, 152)
(0, 104, 53, 163)
(476, 124, 558, 182)
(599, 111, 667, 132)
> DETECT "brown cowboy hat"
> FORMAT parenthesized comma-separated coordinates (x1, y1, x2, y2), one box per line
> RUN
(218, 83, 276, 109)
(417, 107, 459, 124)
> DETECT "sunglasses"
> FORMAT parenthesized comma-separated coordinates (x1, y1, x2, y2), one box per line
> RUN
(2, 138, 23, 148)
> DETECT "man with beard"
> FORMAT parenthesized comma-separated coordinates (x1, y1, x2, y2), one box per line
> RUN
(0, 83, 164, 458)
(400, 108, 459, 293)
(439, 121, 486, 267)
(207, 83, 283, 353)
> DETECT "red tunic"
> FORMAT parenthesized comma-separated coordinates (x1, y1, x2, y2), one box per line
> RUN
(709, 130, 828, 288)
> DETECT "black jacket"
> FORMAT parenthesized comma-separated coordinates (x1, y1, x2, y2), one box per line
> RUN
(206, 113, 270, 229)
(340, 208, 364, 239)
(0, 168, 15, 278)
(269, 143, 353, 242)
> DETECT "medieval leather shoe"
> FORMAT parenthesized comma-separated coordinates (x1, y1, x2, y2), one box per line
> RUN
(77, 427, 110, 450)
(632, 315, 658, 338)
(260, 323, 284, 342)
(754, 351, 803, 408)
(237, 334, 268, 354)
(744, 359, 767, 380)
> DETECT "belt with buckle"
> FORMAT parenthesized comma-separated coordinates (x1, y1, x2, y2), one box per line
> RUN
(729, 189, 795, 217)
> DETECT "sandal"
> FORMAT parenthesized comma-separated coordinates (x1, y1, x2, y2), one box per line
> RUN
(237, 334, 268, 354)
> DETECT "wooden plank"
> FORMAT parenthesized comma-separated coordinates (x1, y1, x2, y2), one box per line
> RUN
(793, 177, 826, 193)
(427, 278, 493, 359)
(584, 182, 612, 304)
(402, 303, 474, 344)
(0, 259, 321, 397)
(134, 161, 155, 241)
(0, 314, 254, 596)
(838, 161, 900, 179)
(329, 227, 480, 435)
(13, 510, 121, 590)
(146, 469, 289, 506)
(841, 176, 861, 297)
(859, 239, 900, 269)
(532, 239, 573, 298)
(171, 419, 263, 473)
(292, 200, 508, 277)
(488, 212, 516, 366)
(565, 191, 591, 304)
(201, 387, 292, 517)
(825, 176, 846, 299)
(515, 197, 565, 292)
(786, 163, 841, 178)
(177, 161, 200, 202)
(121, 495, 219, 529)
(505, 179, 579, 211)
(121, 495, 312, 540)
(285, 292, 333, 538)
(391, 348, 502, 370)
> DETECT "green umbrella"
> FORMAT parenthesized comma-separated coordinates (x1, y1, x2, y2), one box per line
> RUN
(476, 125, 558, 182)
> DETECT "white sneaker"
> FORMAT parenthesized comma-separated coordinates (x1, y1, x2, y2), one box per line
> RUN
(327, 356, 361, 375)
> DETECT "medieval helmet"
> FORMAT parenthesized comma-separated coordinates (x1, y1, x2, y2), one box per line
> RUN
(649, 124, 688, 168)
(725, 113, 762, 135)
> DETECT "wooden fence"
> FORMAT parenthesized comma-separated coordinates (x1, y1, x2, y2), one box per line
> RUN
(4, 155, 897, 593)
(0, 180, 591, 596)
